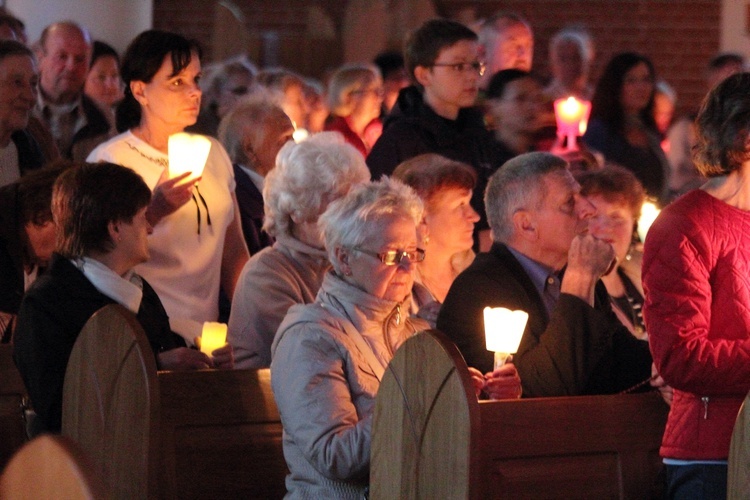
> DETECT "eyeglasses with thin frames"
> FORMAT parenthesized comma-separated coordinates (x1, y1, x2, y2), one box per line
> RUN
(352, 247, 426, 266)
(431, 61, 486, 77)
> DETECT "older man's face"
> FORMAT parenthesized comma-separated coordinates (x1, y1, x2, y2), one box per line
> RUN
(488, 22, 534, 74)
(532, 170, 595, 263)
(38, 26, 90, 104)
(0, 54, 37, 138)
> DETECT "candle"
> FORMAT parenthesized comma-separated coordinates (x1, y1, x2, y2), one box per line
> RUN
(553, 96, 591, 151)
(168, 132, 212, 181)
(483, 307, 529, 369)
(637, 201, 661, 243)
(200, 322, 227, 356)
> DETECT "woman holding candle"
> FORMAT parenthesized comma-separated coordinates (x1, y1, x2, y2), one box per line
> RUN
(643, 72, 750, 498)
(391, 154, 479, 326)
(270, 177, 520, 498)
(583, 52, 670, 204)
(14, 162, 232, 436)
(228, 132, 369, 369)
(87, 30, 249, 344)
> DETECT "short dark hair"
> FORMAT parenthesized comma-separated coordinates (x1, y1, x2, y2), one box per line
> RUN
(373, 50, 404, 81)
(590, 52, 658, 135)
(708, 53, 744, 72)
(486, 68, 532, 99)
(694, 72, 750, 177)
(392, 154, 476, 212)
(0, 38, 33, 63)
(404, 19, 477, 86)
(17, 162, 72, 226)
(90, 40, 119, 68)
(576, 164, 645, 219)
(53, 162, 151, 258)
(116, 30, 201, 132)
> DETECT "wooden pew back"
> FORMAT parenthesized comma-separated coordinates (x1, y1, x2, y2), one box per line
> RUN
(372, 330, 669, 500)
(0, 434, 105, 499)
(61, 304, 159, 499)
(728, 392, 750, 499)
(62, 305, 286, 499)
(0, 343, 27, 472)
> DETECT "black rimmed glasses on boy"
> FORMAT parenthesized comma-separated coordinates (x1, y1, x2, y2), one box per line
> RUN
(430, 61, 486, 77)
(352, 248, 426, 266)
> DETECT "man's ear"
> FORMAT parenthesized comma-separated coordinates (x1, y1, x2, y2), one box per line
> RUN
(130, 80, 147, 106)
(512, 209, 537, 241)
(107, 220, 120, 243)
(413, 65, 432, 88)
(334, 246, 352, 275)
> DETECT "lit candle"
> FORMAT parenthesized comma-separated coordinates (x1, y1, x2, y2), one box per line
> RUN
(483, 307, 529, 369)
(637, 201, 661, 243)
(553, 96, 591, 151)
(168, 132, 212, 181)
(200, 322, 227, 356)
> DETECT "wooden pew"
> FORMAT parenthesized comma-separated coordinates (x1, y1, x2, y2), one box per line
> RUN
(0, 434, 105, 499)
(0, 343, 28, 472)
(728, 391, 750, 499)
(61, 304, 287, 499)
(371, 329, 669, 500)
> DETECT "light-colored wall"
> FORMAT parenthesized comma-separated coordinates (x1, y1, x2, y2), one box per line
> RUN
(6, 0, 152, 54)
(721, 0, 750, 59)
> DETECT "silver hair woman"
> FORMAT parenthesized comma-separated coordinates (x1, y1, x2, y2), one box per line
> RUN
(227, 132, 370, 368)
(270, 177, 428, 498)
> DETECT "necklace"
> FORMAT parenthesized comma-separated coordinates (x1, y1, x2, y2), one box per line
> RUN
(124, 141, 168, 169)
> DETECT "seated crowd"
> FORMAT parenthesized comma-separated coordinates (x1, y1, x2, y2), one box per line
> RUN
(0, 7, 746, 499)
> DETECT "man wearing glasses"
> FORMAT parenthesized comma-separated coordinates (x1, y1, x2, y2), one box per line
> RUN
(367, 18, 504, 251)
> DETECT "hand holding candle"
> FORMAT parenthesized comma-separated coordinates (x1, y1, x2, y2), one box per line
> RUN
(200, 322, 227, 356)
(484, 307, 528, 369)
(168, 132, 211, 182)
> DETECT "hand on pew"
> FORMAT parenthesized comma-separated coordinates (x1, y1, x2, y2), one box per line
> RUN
(192, 337, 235, 370)
(650, 363, 673, 406)
(158, 348, 212, 370)
(467, 364, 522, 400)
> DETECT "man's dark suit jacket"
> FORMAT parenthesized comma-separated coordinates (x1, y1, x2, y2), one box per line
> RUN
(233, 164, 273, 255)
(436, 242, 652, 397)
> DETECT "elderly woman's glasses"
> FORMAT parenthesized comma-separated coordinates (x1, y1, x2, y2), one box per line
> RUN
(431, 61, 486, 76)
(353, 247, 426, 266)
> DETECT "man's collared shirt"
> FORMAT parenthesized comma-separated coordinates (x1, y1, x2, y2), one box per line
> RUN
(507, 246, 561, 317)
(35, 90, 87, 156)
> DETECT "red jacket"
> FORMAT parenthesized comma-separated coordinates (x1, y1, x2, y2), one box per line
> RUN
(643, 189, 750, 460)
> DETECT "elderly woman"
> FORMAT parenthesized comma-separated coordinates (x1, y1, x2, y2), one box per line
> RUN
(270, 177, 427, 498)
(255, 68, 310, 136)
(190, 55, 256, 136)
(577, 165, 647, 339)
(544, 27, 595, 101)
(271, 177, 521, 497)
(218, 94, 294, 254)
(324, 63, 384, 157)
(87, 30, 249, 343)
(228, 132, 369, 369)
(643, 72, 750, 498)
(392, 154, 478, 325)
(13, 162, 231, 436)
(583, 52, 670, 204)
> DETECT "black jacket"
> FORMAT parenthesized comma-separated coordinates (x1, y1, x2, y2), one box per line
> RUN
(233, 164, 273, 255)
(436, 243, 652, 397)
(367, 86, 504, 234)
(13, 254, 185, 433)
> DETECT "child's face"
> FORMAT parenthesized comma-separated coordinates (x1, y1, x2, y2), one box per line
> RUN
(418, 40, 481, 119)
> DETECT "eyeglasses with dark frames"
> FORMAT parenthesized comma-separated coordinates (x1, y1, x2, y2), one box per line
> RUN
(430, 61, 486, 76)
(352, 247, 426, 266)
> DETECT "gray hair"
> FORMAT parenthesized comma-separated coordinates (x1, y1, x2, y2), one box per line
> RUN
(327, 63, 381, 115)
(478, 12, 532, 63)
(320, 177, 423, 275)
(263, 131, 370, 238)
(550, 26, 594, 68)
(218, 91, 290, 164)
(485, 152, 568, 243)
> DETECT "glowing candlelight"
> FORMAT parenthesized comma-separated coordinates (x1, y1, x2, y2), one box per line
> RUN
(554, 96, 591, 151)
(200, 322, 227, 356)
(484, 307, 529, 369)
(637, 201, 661, 243)
(168, 132, 211, 180)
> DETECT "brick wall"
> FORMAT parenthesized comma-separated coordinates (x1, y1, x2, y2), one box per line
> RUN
(153, 0, 720, 116)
